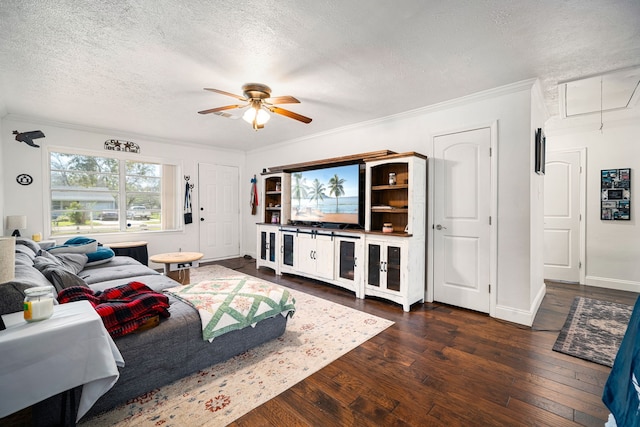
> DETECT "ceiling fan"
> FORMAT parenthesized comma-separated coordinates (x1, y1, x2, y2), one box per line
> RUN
(198, 83, 312, 130)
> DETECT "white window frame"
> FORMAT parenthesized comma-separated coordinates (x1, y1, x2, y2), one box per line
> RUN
(45, 146, 182, 238)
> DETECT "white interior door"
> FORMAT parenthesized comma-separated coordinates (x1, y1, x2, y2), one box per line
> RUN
(544, 151, 581, 283)
(198, 163, 240, 260)
(433, 128, 491, 313)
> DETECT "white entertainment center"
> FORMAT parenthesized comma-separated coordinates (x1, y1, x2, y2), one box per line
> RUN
(256, 151, 426, 311)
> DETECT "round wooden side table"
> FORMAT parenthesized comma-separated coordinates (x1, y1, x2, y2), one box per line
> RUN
(149, 252, 204, 285)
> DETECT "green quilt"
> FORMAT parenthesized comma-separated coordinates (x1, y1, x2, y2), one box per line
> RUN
(165, 275, 296, 342)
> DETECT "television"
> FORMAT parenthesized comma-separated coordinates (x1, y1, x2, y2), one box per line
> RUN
(289, 163, 364, 228)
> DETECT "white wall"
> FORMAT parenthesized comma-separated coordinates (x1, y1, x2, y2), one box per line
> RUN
(528, 81, 549, 320)
(1, 115, 246, 269)
(244, 79, 543, 325)
(546, 109, 640, 292)
(0, 117, 5, 229)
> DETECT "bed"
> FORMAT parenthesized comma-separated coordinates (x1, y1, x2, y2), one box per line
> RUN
(603, 295, 640, 426)
(26, 261, 294, 425)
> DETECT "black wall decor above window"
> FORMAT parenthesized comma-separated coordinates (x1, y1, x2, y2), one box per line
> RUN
(601, 168, 631, 220)
(104, 139, 140, 153)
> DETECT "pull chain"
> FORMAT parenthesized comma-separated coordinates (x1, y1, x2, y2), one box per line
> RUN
(599, 76, 604, 133)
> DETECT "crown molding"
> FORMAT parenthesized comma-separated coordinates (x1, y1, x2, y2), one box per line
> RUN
(250, 78, 538, 155)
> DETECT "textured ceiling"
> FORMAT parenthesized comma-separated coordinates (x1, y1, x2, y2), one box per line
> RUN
(1, 0, 639, 151)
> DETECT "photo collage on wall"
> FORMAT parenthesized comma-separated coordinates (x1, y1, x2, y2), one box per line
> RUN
(601, 168, 631, 220)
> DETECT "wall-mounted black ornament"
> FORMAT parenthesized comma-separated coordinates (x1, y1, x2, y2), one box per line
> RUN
(13, 130, 45, 148)
(16, 173, 33, 185)
(104, 139, 140, 153)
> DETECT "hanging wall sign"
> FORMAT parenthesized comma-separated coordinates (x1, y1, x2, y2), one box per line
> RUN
(16, 173, 33, 185)
(601, 168, 631, 220)
(104, 139, 140, 153)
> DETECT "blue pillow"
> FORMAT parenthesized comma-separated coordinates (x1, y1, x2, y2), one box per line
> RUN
(85, 246, 115, 266)
(65, 236, 96, 246)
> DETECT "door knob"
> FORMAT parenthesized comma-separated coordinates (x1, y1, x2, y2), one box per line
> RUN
(200, 218, 204, 221)
(435, 224, 447, 230)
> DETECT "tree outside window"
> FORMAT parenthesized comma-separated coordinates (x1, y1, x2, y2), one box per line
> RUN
(49, 151, 176, 236)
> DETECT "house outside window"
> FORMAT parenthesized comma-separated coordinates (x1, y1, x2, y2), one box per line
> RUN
(49, 150, 179, 236)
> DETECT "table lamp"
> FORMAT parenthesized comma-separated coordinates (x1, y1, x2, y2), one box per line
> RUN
(0, 237, 16, 330)
(6, 215, 27, 237)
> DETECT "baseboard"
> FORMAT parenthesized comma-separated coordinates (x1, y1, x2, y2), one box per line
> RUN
(530, 282, 547, 321)
(494, 282, 546, 327)
(494, 305, 534, 327)
(585, 276, 640, 293)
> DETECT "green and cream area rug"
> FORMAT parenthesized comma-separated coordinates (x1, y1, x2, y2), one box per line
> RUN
(82, 265, 393, 427)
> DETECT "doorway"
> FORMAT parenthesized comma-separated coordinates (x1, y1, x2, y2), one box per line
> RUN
(543, 149, 586, 283)
(198, 163, 240, 260)
(432, 126, 494, 313)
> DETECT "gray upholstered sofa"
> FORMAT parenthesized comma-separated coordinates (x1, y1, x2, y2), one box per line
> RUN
(1, 238, 288, 425)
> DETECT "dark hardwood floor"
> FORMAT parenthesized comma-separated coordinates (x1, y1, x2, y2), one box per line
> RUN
(212, 258, 638, 427)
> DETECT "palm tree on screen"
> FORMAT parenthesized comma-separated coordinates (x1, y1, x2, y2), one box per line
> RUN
(308, 179, 327, 208)
(328, 174, 345, 209)
(292, 173, 309, 210)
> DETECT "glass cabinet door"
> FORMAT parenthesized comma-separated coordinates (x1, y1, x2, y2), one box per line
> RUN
(283, 233, 294, 266)
(338, 240, 356, 281)
(367, 243, 381, 287)
(386, 245, 401, 291)
(260, 231, 267, 261)
(268, 232, 276, 262)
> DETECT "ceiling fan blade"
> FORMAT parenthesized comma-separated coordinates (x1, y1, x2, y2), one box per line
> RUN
(204, 88, 247, 101)
(213, 111, 240, 120)
(265, 96, 300, 105)
(266, 106, 312, 124)
(197, 104, 246, 114)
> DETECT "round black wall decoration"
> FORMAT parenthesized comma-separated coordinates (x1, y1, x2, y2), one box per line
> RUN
(16, 173, 33, 185)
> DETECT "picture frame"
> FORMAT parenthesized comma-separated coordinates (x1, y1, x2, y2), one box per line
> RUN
(534, 128, 546, 175)
(601, 168, 631, 220)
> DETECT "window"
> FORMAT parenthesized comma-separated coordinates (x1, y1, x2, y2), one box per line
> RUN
(49, 150, 179, 236)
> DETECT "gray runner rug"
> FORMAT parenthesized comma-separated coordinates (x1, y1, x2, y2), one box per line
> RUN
(553, 296, 632, 367)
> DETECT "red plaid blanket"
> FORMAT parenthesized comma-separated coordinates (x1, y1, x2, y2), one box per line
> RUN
(58, 281, 170, 338)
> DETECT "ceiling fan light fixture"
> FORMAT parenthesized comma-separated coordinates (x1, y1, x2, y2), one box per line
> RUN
(242, 107, 270, 126)
(200, 83, 311, 128)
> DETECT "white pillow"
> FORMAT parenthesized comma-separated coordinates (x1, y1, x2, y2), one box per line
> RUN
(47, 241, 98, 255)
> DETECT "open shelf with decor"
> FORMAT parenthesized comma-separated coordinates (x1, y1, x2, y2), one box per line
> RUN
(365, 152, 426, 235)
(262, 173, 289, 225)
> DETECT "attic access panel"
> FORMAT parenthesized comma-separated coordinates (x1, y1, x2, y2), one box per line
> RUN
(560, 67, 640, 117)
